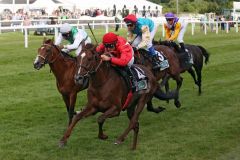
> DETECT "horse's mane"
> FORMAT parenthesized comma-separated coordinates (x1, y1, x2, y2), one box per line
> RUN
(85, 43, 96, 50)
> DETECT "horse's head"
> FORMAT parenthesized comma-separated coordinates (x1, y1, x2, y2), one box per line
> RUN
(74, 43, 101, 84)
(33, 38, 59, 70)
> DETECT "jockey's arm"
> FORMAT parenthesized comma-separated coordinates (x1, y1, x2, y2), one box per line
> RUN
(111, 44, 132, 66)
(169, 23, 181, 41)
(136, 26, 150, 49)
(126, 31, 135, 43)
(164, 24, 171, 39)
(96, 43, 105, 53)
(55, 34, 63, 45)
(65, 32, 82, 50)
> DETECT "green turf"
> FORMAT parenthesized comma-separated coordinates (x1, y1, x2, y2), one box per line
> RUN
(0, 26, 240, 160)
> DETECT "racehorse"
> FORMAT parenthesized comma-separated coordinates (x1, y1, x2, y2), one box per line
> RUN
(33, 38, 88, 126)
(134, 45, 183, 110)
(154, 40, 210, 95)
(59, 43, 175, 150)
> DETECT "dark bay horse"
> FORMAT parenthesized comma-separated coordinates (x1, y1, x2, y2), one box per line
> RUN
(33, 38, 88, 125)
(135, 45, 183, 110)
(154, 40, 210, 95)
(59, 44, 172, 150)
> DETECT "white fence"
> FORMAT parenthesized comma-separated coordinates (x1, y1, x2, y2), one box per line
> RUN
(0, 18, 239, 48)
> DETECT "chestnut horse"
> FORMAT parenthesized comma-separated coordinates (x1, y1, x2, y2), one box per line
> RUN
(135, 45, 183, 110)
(154, 40, 210, 95)
(33, 38, 88, 125)
(59, 44, 173, 150)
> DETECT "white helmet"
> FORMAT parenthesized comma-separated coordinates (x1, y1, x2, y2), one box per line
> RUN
(60, 23, 72, 33)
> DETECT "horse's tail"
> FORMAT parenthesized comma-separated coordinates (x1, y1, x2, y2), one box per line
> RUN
(197, 45, 210, 65)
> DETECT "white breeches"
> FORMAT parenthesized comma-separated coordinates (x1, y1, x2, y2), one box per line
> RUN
(131, 21, 159, 50)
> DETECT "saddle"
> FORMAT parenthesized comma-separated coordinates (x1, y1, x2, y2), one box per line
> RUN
(135, 49, 169, 71)
(130, 65, 148, 92)
(113, 65, 148, 93)
(153, 50, 169, 71)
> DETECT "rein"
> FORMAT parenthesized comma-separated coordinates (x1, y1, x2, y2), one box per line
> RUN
(77, 54, 103, 78)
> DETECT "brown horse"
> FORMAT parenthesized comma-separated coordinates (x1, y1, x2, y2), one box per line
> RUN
(59, 43, 174, 150)
(135, 45, 183, 110)
(154, 40, 210, 95)
(33, 38, 88, 125)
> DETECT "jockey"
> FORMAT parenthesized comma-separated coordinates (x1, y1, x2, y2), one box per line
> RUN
(96, 32, 136, 90)
(55, 23, 91, 56)
(123, 14, 161, 69)
(164, 12, 188, 53)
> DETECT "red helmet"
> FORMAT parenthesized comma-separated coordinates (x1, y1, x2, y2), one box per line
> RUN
(102, 32, 118, 44)
(124, 14, 137, 24)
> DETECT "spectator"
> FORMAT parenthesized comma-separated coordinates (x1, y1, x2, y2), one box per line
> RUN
(122, 5, 127, 18)
(23, 16, 31, 35)
(113, 4, 116, 16)
(142, 6, 146, 17)
(133, 5, 138, 15)
(114, 11, 122, 32)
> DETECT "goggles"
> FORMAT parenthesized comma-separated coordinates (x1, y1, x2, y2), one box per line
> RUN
(104, 43, 115, 48)
(166, 18, 174, 21)
(62, 32, 70, 37)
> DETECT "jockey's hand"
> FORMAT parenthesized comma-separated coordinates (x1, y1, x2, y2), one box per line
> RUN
(59, 45, 64, 49)
(101, 55, 111, 61)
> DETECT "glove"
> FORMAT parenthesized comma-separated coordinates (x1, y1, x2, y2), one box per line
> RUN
(132, 47, 138, 52)
(59, 45, 64, 49)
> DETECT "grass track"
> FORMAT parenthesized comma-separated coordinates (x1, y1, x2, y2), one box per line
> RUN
(0, 27, 239, 160)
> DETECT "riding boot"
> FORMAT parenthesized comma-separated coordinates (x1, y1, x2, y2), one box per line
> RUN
(148, 46, 161, 69)
(179, 43, 186, 53)
(180, 43, 192, 64)
(170, 41, 181, 53)
(123, 66, 136, 91)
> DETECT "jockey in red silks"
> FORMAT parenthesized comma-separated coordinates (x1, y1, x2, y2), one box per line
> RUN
(96, 32, 135, 109)
(96, 32, 134, 67)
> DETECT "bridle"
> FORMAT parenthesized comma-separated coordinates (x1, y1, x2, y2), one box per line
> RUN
(37, 43, 60, 65)
(76, 51, 103, 78)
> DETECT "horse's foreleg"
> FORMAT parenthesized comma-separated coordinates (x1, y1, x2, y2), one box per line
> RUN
(97, 106, 120, 140)
(68, 93, 77, 125)
(173, 75, 183, 108)
(146, 100, 166, 113)
(59, 106, 97, 148)
(62, 94, 71, 124)
(115, 97, 146, 150)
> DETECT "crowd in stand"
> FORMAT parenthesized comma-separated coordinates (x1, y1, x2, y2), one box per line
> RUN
(0, 4, 161, 22)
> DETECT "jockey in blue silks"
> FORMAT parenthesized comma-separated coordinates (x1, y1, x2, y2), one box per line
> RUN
(124, 14, 161, 69)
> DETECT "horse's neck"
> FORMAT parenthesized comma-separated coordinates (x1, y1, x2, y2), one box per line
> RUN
(49, 54, 76, 82)
(90, 63, 113, 87)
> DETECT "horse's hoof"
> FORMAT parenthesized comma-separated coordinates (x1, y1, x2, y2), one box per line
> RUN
(151, 106, 166, 113)
(98, 134, 108, 140)
(59, 140, 67, 148)
(174, 101, 181, 108)
(114, 140, 122, 145)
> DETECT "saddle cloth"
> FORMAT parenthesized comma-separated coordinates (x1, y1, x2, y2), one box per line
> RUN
(154, 50, 169, 71)
(130, 65, 148, 92)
